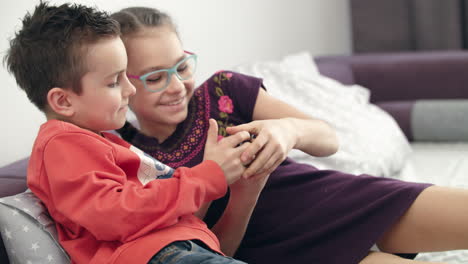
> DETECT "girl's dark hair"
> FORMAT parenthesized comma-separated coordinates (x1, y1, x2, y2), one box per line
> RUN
(111, 7, 178, 38)
(4, 1, 120, 111)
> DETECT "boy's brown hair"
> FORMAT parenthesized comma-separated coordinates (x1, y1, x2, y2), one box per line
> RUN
(4, 1, 120, 111)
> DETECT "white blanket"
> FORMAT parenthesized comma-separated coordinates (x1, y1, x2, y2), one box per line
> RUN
(231, 52, 412, 177)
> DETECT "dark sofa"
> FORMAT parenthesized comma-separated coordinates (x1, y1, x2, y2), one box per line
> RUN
(315, 50, 468, 141)
(2, 50, 468, 262)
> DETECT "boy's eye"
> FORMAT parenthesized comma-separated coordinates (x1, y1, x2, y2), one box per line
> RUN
(108, 82, 119, 88)
(108, 75, 121, 88)
(107, 78, 120, 88)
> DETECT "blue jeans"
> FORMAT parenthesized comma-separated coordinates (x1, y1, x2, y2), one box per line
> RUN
(148, 240, 248, 264)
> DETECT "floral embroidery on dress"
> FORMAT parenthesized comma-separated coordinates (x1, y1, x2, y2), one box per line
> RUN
(213, 71, 234, 138)
(218, 95, 233, 114)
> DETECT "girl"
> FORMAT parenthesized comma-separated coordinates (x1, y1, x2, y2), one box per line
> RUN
(112, 7, 467, 264)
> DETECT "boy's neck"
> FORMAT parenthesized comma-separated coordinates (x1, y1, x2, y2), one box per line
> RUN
(45, 111, 67, 123)
(45, 115, 103, 136)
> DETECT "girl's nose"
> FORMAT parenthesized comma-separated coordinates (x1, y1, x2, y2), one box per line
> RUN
(165, 73, 185, 93)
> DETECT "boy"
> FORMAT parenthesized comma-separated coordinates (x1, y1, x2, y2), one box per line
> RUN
(4, 2, 250, 264)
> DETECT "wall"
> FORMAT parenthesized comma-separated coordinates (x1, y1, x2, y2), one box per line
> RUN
(0, 0, 352, 166)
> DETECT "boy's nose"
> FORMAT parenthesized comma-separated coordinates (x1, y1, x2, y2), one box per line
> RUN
(123, 75, 136, 97)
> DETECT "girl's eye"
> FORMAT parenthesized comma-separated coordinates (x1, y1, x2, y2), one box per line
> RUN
(146, 72, 165, 83)
(147, 77, 162, 83)
(177, 63, 188, 73)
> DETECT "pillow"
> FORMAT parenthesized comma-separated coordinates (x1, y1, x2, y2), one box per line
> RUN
(0, 190, 70, 263)
(412, 99, 468, 141)
(377, 99, 468, 142)
(230, 51, 412, 177)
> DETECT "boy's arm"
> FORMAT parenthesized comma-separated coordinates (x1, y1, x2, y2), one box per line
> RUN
(39, 133, 226, 243)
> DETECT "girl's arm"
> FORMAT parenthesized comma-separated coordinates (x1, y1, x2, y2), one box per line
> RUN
(227, 88, 339, 178)
(207, 86, 339, 255)
(253, 89, 339, 156)
(209, 173, 269, 256)
(200, 120, 268, 256)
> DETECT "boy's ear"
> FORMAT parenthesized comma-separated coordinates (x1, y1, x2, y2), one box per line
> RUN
(47, 87, 75, 117)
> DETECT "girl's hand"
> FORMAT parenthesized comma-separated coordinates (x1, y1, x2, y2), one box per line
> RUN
(204, 119, 252, 184)
(226, 119, 297, 179)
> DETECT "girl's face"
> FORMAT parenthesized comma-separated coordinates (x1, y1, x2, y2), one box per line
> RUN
(124, 26, 195, 138)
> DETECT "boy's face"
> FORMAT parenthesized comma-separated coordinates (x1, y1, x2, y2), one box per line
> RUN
(68, 37, 136, 133)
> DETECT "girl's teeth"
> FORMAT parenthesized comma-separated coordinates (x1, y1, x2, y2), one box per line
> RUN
(167, 98, 183, 105)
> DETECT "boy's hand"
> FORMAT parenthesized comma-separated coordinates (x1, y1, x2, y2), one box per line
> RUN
(204, 119, 252, 185)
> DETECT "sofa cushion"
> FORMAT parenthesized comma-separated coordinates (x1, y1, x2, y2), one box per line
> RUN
(376, 99, 468, 142)
(316, 60, 355, 85)
(0, 157, 28, 198)
(348, 52, 468, 103)
(412, 99, 468, 141)
(0, 190, 69, 263)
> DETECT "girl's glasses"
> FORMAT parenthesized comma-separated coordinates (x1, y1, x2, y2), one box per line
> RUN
(127, 51, 197, 92)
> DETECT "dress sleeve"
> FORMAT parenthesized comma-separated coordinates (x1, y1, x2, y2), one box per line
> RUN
(208, 71, 264, 122)
(42, 133, 227, 243)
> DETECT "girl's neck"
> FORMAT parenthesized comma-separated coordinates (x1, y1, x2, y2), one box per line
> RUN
(138, 119, 177, 143)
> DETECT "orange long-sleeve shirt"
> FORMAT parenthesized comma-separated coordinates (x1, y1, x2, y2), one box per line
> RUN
(27, 120, 227, 264)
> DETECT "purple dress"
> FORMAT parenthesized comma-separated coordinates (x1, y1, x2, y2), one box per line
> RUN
(118, 71, 431, 264)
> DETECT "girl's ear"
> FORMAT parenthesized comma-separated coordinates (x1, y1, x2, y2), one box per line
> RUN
(47, 87, 75, 117)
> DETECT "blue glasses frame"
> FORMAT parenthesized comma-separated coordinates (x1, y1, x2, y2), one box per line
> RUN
(127, 51, 197, 92)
